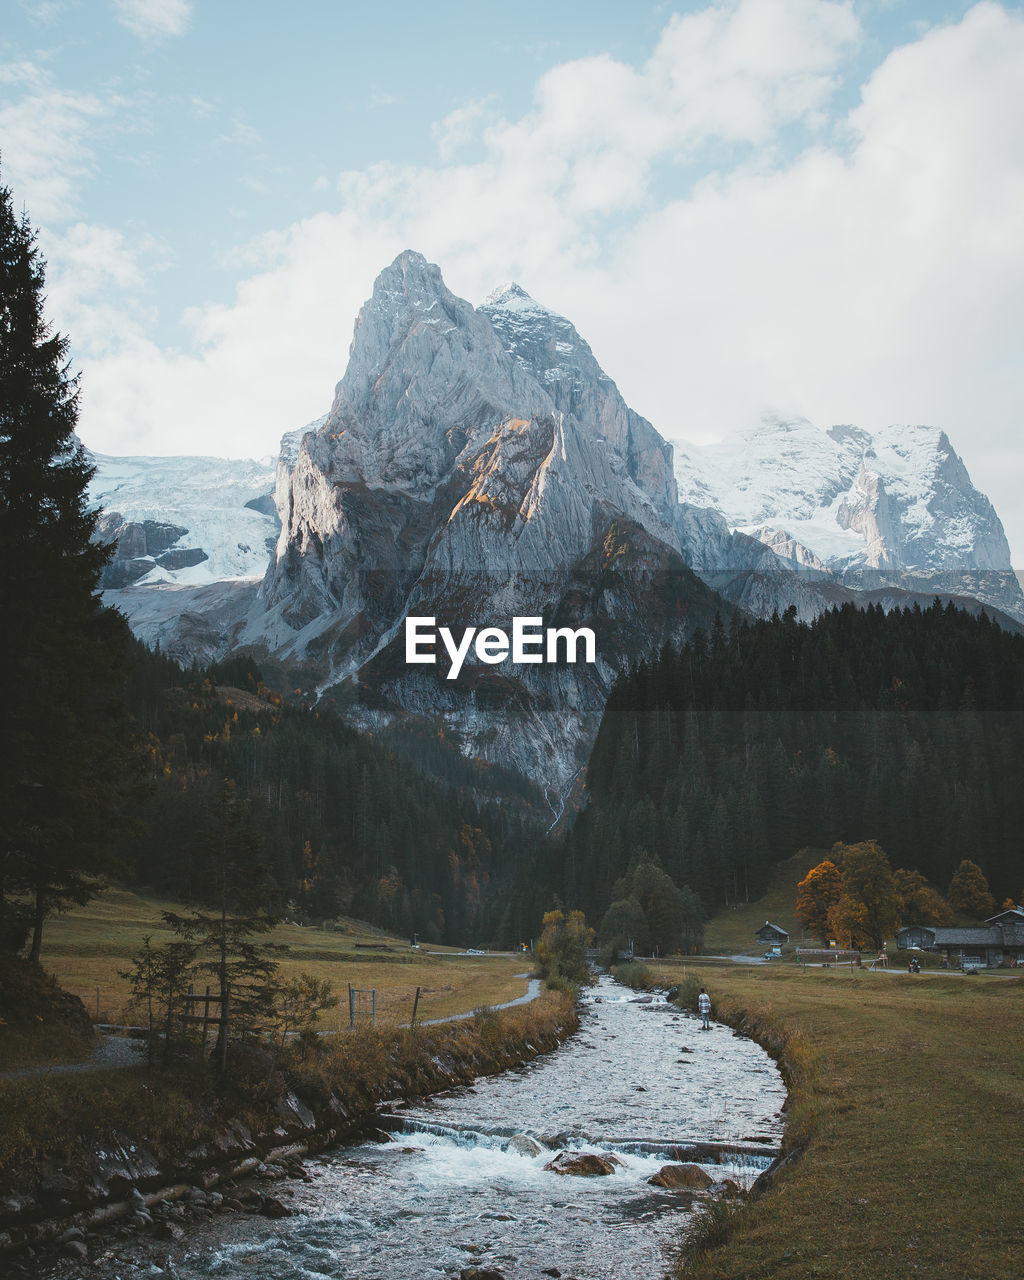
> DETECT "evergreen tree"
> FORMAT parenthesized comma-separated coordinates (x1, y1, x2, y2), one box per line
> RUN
(161, 782, 283, 1063)
(0, 169, 129, 958)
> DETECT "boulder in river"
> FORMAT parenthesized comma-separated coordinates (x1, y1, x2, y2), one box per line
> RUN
(647, 1163, 714, 1189)
(544, 1150, 620, 1177)
(507, 1134, 544, 1158)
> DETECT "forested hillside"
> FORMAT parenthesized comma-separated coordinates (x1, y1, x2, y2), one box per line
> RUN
(117, 641, 540, 946)
(557, 601, 1024, 921)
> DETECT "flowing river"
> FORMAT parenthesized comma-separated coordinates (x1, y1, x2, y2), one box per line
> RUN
(135, 978, 786, 1280)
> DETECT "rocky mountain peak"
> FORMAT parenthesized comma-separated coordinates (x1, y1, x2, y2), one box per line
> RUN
(479, 280, 677, 515)
(483, 281, 551, 314)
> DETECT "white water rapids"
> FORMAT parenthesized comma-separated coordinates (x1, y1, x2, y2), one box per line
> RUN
(145, 978, 786, 1279)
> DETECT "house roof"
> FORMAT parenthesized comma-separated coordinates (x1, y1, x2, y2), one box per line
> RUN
(757, 921, 788, 933)
(929, 927, 1002, 946)
(987, 907, 1024, 926)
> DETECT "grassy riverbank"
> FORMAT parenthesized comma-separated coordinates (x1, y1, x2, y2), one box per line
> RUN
(0, 990, 576, 1210)
(653, 961, 1023, 1280)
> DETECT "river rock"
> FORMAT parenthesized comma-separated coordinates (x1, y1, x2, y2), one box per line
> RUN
(647, 1163, 714, 1190)
(507, 1134, 544, 1158)
(459, 1268, 506, 1280)
(544, 1150, 619, 1177)
(260, 1194, 292, 1219)
(61, 1239, 88, 1260)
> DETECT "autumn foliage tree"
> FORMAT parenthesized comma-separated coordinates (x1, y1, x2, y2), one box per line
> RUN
(535, 909, 593, 987)
(947, 859, 996, 919)
(831, 841, 901, 951)
(797, 843, 902, 949)
(795, 857, 842, 942)
(894, 868, 952, 926)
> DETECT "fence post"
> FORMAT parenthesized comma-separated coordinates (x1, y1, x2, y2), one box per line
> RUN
(411, 987, 421, 1026)
(201, 986, 212, 1055)
(348, 983, 354, 1030)
(219, 988, 230, 1077)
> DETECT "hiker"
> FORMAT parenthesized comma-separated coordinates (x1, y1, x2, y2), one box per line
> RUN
(698, 987, 712, 1030)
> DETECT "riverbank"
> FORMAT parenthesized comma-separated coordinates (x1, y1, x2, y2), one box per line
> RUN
(0, 990, 577, 1270)
(661, 962, 1024, 1280)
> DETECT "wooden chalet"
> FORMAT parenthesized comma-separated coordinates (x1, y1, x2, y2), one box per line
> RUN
(896, 906, 1024, 968)
(755, 921, 789, 946)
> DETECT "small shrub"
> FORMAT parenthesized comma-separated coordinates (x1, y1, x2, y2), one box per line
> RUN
(611, 961, 656, 991)
(672, 975, 701, 1011)
(544, 974, 579, 998)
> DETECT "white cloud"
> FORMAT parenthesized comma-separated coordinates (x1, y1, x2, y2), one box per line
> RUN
(50, 0, 1024, 561)
(42, 222, 152, 358)
(0, 68, 106, 220)
(19, 1, 75, 24)
(432, 98, 494, 162)
(112, 0, 191, 40)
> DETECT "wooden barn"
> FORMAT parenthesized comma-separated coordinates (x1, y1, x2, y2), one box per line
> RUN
(755, 921, 790, 946)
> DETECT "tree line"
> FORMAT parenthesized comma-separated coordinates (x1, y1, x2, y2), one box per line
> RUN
(115, 639, 538, 947)
(555, 601, 1024, 926)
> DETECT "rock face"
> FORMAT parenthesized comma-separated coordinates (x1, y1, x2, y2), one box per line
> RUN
(478, 282, 677, 515)
(249, 251, 724, 789)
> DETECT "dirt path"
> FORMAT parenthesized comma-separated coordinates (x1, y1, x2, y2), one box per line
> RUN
(0, 1034, 147, 1081)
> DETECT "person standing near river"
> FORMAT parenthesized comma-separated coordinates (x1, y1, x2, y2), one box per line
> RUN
(698, 987, 712, 1030)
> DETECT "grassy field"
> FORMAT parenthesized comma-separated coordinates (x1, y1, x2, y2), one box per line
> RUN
(647, 959, 1024, 1280)
(36, 888, 531, 1032)
(701, 850, 819, 957)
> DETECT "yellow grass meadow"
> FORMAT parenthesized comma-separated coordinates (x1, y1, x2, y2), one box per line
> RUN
(37, 888, 532, 1030)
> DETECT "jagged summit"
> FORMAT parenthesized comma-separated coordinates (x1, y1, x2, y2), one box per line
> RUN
(482, 280, 551, 313)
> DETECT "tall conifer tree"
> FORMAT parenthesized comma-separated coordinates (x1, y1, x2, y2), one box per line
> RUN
(0, 169, 128, 958)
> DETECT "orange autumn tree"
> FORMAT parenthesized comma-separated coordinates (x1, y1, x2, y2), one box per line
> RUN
(795, 857, 842, 942)
(796, 842, 901, 950)
(832, 840, 901, 951)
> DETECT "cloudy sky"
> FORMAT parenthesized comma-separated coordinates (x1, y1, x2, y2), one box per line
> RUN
(3, 0, 1024, 561)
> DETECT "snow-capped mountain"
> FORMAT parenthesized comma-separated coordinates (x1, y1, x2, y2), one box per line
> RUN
(672, 415, 1022, 620)
(85, 252, 1024, 786)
